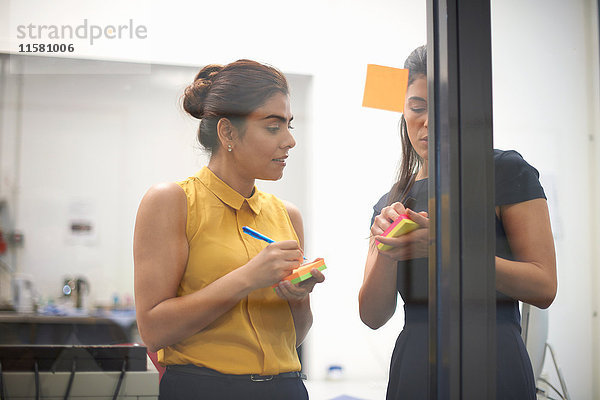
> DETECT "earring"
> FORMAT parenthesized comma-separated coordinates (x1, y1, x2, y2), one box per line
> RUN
(227, 144, 232, 152)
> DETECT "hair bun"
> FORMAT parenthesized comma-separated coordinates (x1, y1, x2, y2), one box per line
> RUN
(182, 64, 223, 119)
(194, 64, 223, 82)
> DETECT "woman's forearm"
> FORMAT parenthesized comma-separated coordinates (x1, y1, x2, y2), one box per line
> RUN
(288, 297, 313, 346)
(359, 251, 399, 329)
(495, 256, 557, 309)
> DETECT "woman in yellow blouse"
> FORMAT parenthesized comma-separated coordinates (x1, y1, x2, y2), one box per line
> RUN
(134, 60, 324, 400)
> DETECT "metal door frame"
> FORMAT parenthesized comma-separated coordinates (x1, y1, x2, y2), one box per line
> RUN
(427, 1, 496, 398)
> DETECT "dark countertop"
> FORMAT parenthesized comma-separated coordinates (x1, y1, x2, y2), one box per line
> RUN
(0, 311, 139, 345)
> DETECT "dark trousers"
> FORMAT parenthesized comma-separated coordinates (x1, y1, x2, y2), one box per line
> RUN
(159, 367, 309, 400)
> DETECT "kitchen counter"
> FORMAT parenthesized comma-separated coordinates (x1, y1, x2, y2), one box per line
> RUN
(0, 311, 138, 345)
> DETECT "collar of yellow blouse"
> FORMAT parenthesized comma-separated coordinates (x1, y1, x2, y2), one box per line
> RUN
(195, 166, 262, 215)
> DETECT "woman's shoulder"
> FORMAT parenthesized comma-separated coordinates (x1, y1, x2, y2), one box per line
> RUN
(136, 183, 187, 232)
(138, 176, 199, 221)
(279, 199, 303, 237)
(175, 173, 202, 191)
(173, 171, 217, 204)
(494, 149, 540, 181)
(494, 148, 529, 168)
(493, 149, 546, 205)
(279, 198, 301, 218)
(142, 182, 186, 207)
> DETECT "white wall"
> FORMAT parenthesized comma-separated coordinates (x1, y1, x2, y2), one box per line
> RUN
(1, 0, 599, 398)
(0, 58, 205, 304)
(586, 0, 600, 397)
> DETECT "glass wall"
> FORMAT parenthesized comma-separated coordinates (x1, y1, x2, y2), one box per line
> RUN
(0, 1, 427, 398)
(1, 1, 597, 399)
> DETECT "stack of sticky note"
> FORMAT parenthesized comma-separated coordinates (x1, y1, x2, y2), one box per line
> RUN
(272, 258, 327, 288)
(375, 214, 419, 251)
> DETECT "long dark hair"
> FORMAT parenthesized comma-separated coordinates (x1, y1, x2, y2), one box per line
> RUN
(387, 45, 427, 206)
(182, 59, 289, 154)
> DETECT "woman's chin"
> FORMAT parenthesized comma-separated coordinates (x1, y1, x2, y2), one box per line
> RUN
(258, 172, 284, 181)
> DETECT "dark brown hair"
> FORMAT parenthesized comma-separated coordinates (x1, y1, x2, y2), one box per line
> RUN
(388, 45, 427, 205)
(182, 59, 289, 154)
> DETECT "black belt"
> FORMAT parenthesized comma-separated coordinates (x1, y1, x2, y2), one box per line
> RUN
(166, 364, 307, 382)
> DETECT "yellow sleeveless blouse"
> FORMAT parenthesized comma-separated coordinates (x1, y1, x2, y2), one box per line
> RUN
(158, 166, 301, 375)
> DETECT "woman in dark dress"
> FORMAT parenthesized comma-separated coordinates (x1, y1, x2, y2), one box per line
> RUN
(358, 46, 557, 399)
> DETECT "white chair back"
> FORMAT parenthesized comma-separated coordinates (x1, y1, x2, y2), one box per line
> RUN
(521, 303, 548, 380)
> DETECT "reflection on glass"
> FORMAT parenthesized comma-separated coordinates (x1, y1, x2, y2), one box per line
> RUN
(359, 45, 557, 399)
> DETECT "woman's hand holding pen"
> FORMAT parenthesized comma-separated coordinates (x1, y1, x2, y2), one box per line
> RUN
(244, 240, 304, 289)
(373, 205, 430, 261)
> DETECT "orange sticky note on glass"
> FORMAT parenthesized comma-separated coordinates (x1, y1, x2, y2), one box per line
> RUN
(362, 65, 409, 112)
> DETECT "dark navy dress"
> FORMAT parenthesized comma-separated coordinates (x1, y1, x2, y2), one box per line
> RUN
(371, 150, 546, 400)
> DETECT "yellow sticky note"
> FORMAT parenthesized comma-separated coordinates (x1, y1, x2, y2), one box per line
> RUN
(362, 64, 409, 112)
(375, 217, 419, 251)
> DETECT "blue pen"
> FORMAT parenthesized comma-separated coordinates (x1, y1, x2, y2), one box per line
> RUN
(242, 226, 274, 243)
(242, 226, 307, 260)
